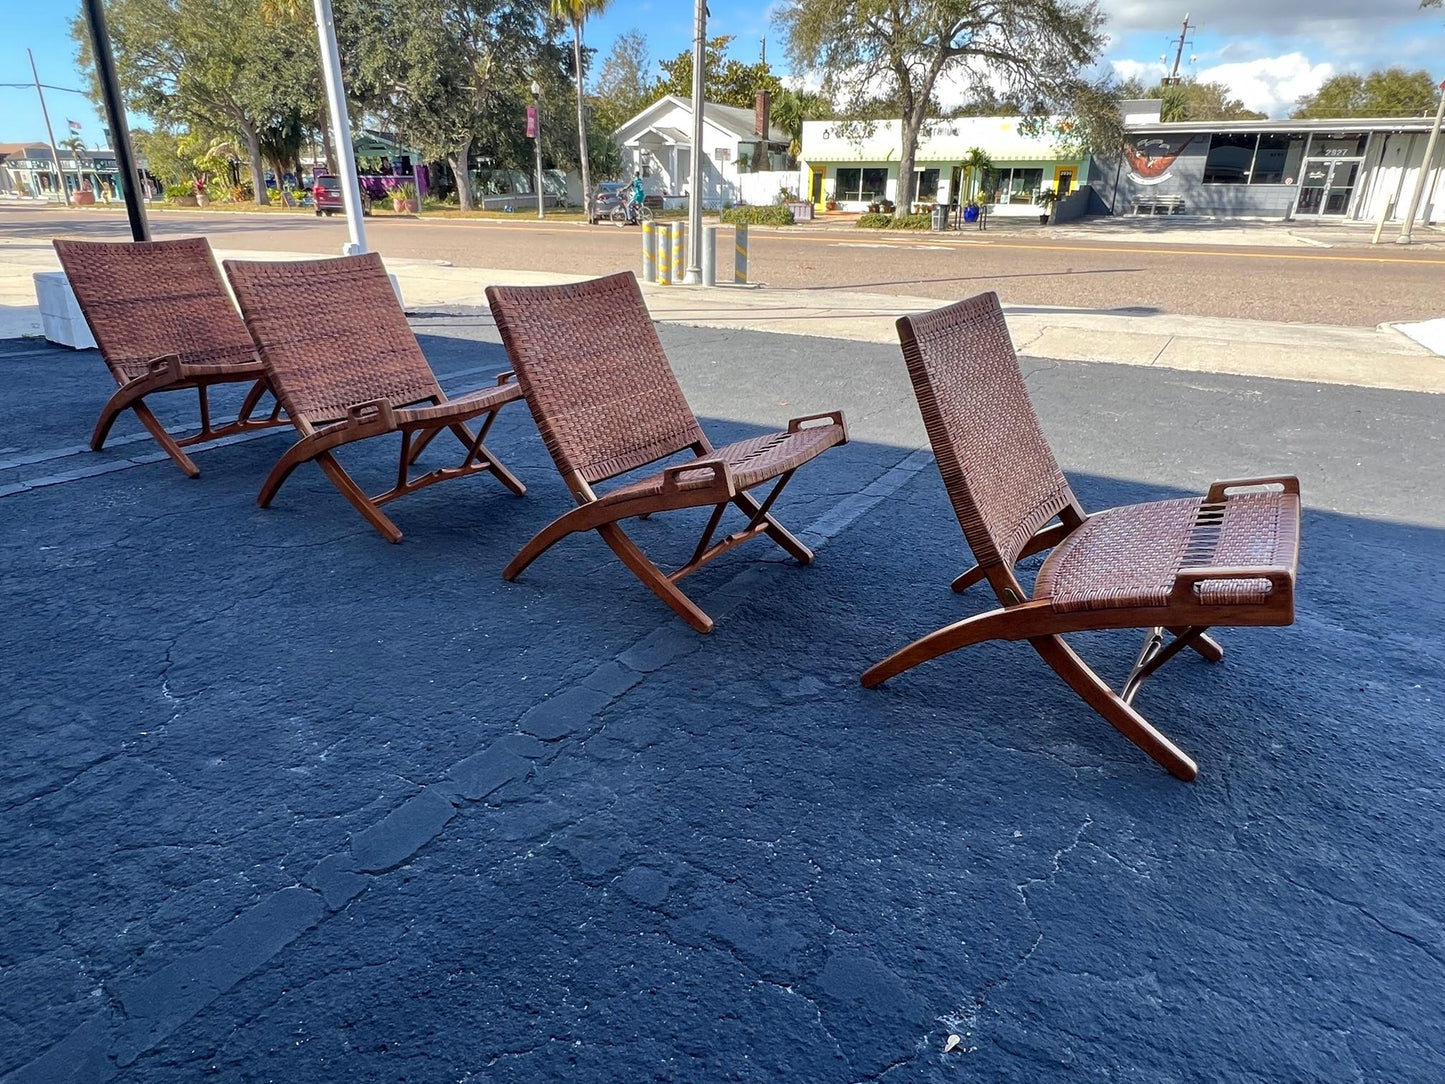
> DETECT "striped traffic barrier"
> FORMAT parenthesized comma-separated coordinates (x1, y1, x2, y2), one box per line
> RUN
(641, 220, 657, 282)
(702, 225, 717, 287)
(656, 223, 672, 285)
(671, 222, 686, 284)
(734, 223, 748, 284)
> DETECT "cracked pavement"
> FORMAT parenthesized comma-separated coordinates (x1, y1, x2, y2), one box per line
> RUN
(1, 314, 1442, 1082)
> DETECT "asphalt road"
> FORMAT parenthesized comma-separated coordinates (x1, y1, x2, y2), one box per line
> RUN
(7, 203, 1445, 326)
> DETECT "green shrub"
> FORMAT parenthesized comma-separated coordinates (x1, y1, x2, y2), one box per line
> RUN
(720, 204, 795, 226)
(164, 182, 194, 201)
(856, 212, 930, 230)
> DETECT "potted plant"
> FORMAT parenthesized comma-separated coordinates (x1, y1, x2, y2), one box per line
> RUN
(962, 199, 982, 224)
(391, 181, 418, 213)
(1035, 187, 1057, 224)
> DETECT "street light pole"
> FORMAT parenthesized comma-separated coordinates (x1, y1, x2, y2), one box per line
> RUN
(27, 49, 71, 208)
(81, 0, 149, 240)
(313, 0, 367, 255)
(532, 80, 545, 220)
(1396, 79, 1445, 246)
(682, 0, 706, 284)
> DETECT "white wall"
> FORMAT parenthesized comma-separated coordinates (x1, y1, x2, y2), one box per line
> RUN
(734, 170, 805, 206)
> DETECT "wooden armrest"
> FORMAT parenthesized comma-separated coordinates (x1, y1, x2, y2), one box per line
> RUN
(1205, 476, 1300, 502)
(346, 399, 397, 432)
(787, 410, 848, 438)
(662, 459, 735, 498)
(497, 370, 518, 386)
(145, 354, 184, 381)
(1175, 565, 1294, 591)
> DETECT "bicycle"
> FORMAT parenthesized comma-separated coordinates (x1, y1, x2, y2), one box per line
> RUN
(610, 199, 653, 227)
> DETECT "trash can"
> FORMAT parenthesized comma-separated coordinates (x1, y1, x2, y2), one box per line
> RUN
(931, 204, 950, 231)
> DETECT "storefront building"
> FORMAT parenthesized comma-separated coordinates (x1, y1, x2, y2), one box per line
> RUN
(0, 143, 121, 200)
(1098, 99, 1444, 221)
(799, 116, 1086, 214)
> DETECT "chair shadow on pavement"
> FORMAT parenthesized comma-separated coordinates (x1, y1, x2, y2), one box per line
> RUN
(1, 328, 1442, 1084)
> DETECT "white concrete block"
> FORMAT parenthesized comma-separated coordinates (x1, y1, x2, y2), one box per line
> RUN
(32, 272, 97, 349)
(387, 272, 405, 309)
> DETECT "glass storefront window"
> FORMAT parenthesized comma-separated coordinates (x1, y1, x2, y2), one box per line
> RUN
(860, 167, 889, 201)
(1010, 168, 1043, 201)
(835, 167, 861, 199)
(1313, 134, 1367, 159)
(1252, 134, 1307, 185)
(1203, 133, 1257, 183)
(914, 168, 940, 201)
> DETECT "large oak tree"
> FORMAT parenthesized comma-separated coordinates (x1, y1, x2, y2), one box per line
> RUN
(776, 0, 1108, 207)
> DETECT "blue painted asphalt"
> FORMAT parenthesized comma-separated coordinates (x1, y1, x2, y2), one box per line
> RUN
(1, 317, 1442, 1082)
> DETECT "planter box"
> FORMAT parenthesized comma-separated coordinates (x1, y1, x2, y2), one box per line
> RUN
(33, 272, 97, 350)
(75, 190, 96, 207)
(785, 201, 814, 222)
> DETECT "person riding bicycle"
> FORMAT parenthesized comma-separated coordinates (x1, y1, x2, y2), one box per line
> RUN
(626, 171, 645, 224)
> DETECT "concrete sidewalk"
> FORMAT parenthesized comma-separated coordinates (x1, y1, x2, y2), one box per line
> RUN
(3, 236, 1442, 394)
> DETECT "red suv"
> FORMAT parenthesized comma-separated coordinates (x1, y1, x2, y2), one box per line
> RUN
(312, 174, 371, 217)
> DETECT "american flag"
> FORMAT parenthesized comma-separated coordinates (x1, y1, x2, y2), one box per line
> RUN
(67, 119, 82, 133)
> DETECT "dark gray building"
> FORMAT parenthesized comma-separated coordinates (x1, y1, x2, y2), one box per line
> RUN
(1093, 99, 1443, 222)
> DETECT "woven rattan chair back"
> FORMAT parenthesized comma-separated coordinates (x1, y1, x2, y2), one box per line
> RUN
(487, 271, 705, 484)
(53, 237, 258, 383)
(896, 292, 1078, 574)
(225, 253, 441, 425)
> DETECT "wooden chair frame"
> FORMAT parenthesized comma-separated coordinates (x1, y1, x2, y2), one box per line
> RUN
(862, 294, 1301, 781)
(502, 413, 846, 633)
(54, 237, 288, 479)
(256, 374, 527, 544)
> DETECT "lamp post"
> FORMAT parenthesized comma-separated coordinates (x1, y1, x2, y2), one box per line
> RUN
(81, 0, 147, 239)
(1396, 78, 1445, 246)
(531, 80, 545, 220)
(313, 0, 367, 255)
(682, 0, 706, 284)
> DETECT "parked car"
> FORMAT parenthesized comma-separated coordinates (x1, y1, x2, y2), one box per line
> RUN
(593, 182, 625, 217)
(312, 174, 371, 217)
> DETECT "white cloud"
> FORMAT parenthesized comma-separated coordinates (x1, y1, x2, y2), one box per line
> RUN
(1195, 53, 1334, 116)
(1111, 59, 1169, 84)
(1101, 0, 1424, 34)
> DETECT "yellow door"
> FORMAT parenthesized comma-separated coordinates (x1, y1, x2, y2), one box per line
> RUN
(811, 168, 825, 209)
(1053, 167, 1076, 197)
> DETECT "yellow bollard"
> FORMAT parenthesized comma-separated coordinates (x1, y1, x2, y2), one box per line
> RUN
(671, 221, 686, 284)
(641, 220, 657, 281)
(734, 223, 748, 284)
(657, 224, 672, 285)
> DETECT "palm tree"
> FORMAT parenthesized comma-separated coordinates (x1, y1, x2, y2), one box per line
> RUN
(550, 0, 613, 222)
(961, 147, 992, 204)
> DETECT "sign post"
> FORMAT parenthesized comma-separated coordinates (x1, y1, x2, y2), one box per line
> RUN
(529, 83, 544, 220)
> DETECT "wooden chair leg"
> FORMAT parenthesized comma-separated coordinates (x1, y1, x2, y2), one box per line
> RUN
(130, 401, 200, 478)
(731, 490, 813, 564)
(951, 564, 987, 593)
(1170, 626, 1224, 662)
(314, 452, 404, 543)
(236, 378, 271, 425)
(862, 606, 1023, 687)
(448, 423, 526, 497)
(257, 438, 320, 508)
(597, 522, 714, 633)
(91, 382, 144, 452)
(1031, 635, 1198, 781)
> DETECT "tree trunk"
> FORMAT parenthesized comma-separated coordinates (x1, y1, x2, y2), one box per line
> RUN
(241, 123, 268, 205)
(572, 20, 592, 222)
(450, 136, 474, 211)
(320, 124, 336, 175)
(897, 109, 922, 211)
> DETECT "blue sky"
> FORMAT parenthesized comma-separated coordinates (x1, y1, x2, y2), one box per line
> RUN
(4, 1, 1442, 148)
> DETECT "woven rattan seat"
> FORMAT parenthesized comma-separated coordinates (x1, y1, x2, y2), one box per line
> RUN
(862, 292, 1302, 781)
(487, 271, 847, 633)
(1036, 492, 1300, 612)
(53, 237, 287, 477)
(223, 253, 526, 542)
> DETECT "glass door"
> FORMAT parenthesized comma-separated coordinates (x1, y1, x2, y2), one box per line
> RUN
(1295, 158, 1362, 216)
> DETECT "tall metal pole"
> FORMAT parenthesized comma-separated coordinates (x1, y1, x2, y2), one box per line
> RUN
(683, 0, 706, 284)
(313, 0, 366, 255)
(1396, 80, 1445, 246)
(532, 81, 545, 219)
(81, 0, 149, 239)
(27, 49, 71, 208)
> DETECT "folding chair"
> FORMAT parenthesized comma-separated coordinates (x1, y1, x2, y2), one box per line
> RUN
(486, 271, 847, 633)
(53, 237, 285, 477)
(862, 292, 1301, 780)
(223, 253, 525, 543)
